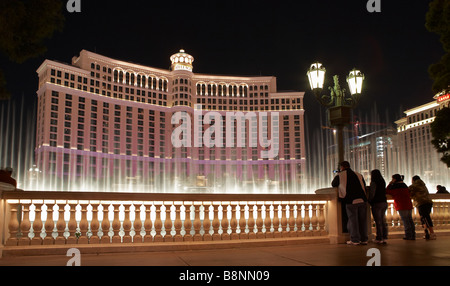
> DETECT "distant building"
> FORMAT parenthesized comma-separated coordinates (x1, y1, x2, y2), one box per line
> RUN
(395, 90, 450, 189)
(35, 50, 306, 191)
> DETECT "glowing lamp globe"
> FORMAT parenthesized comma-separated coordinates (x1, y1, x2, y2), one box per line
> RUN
(307, 62, 326, 90)
(346, 69, 364, 95)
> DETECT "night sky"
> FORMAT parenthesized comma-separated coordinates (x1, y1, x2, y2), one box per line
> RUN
(1, 0, 444, 132)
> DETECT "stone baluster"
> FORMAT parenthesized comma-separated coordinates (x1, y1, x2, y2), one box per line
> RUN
(202, 202, 212, 241)
(280, 202, 288, 237)
(173, 202, 183, 242)
(43, 200, 56, 245)
(288, 203, 296, 237)
(78, 201, 89, 244)
(434, 202, 442, 229)
(66, 200, 78, 244)
(296, 203, 305, 236)
(192, 202, 202, 241)
(238, 203, 248, 239)
(256, 202, 264, 239)
(143, 203, 153, 242)
(89, 201, 100, 244)
(164, 202, 174, 242)
(18, 200, 32, 246)
(412, 207, 420, 227)
(264, 203, 273, 238)
(133, 203, 143, 243)
(229, 202, 239, 240)
(153, 202, 164, 242)
(111, 202, 122, 243)
(6, 200, 20, 246)
(318, 203, 327, 235)
(211, 202, 221, 241)
(101, 202, 111, 243)
(247, 202, 256, 239)
(393, 209, 400, 232)
(272, 203, 281, 238)
(311, 203, 319, 235)
(183, 202, 193, 242)
(122, 202, 132, 243)
(304, 203, 312, 236)
(31, 201, 44, 245)
(385, 202, 393, 229)
(221, 202, 230, 240)
(443, 203, 450, 229)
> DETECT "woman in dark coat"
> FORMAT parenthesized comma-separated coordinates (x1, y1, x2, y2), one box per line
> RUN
(368, 169, 388, 244)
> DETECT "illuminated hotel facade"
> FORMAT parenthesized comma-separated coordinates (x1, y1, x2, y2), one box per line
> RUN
(35, 50, 305, 191)
(394, 90, 450, 188)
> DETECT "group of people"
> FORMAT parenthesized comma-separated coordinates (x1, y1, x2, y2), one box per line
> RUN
(332, 161, 438, 245)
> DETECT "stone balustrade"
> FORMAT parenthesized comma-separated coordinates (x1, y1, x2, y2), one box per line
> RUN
(1, 191, 332, 248)
(1, 189, 449, 255)
(378, 198, 450, 233)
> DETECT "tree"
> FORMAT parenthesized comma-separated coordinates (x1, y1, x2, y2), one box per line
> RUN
(0, 0, 65, 100)
(430, 107, 450, 167)
(425, 0, 450, 94)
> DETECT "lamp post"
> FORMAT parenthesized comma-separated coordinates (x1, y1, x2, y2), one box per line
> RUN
(307, 62, 364, 164)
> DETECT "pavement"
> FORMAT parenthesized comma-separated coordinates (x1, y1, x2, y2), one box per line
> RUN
(1, 235, 450, 267)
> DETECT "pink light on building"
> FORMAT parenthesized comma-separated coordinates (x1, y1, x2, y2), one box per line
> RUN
(35, 50, 306, 192)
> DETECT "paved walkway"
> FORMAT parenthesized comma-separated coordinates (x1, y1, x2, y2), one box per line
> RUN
(1, 236, 450, 266)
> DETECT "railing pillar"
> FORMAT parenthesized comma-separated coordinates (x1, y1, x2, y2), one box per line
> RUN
(100, 202, 111, 244)
(183, 202, 193, 242)
(220, 202, 230, 240)
(89, 202, 101, 244)
(43, 200, 56, 245)
(315, 188, 348, 244)
(31, 201, 43, 245)
(19, 201, 32, 246)
(143, 203, 153, 243)
(153, 202, 163, 242)
(6, 201, 20, 246)
(202, 203, 212, 241)
(78, 201, 89, 244)
(133, 203, 143, 243)
(229, 202, 239, 240)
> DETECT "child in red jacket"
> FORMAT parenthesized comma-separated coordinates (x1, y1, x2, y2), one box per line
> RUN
(386, 174, 416, 240)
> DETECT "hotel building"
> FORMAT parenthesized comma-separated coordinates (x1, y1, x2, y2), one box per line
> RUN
(395, 90, 450, 188)
(35, 50, 305, 191)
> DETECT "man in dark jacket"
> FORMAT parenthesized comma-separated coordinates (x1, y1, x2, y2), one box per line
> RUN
(332, 161, 368, 245)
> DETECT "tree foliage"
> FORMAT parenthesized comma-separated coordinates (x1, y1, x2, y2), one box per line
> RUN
(0, 0, 65, 100)
(426, 0, 450, 94)
(430, 107, 450, 167)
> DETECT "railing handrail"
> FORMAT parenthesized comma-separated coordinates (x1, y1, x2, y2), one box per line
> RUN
(0, 190, 334, 202)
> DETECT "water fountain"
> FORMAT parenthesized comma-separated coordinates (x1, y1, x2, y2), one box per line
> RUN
(1, 97, 449, 194)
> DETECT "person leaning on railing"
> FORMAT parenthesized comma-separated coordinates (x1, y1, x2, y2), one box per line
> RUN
(409, 176, 436, 240)
(386, 174, 416, 240)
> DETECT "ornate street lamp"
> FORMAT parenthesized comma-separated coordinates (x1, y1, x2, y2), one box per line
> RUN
(307, 62, 365, 164)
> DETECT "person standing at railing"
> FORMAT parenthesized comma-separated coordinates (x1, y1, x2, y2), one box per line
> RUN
(386, 174, 416, 240)
(367, 169, 388, 244)
(409, 176, 436, 240)
(436, 185, 449, 194)
(332, 161, 368, 245)
(0, 167, 17, 191)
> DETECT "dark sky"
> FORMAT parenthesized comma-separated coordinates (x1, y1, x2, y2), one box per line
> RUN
(1, 0, 444, 126)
